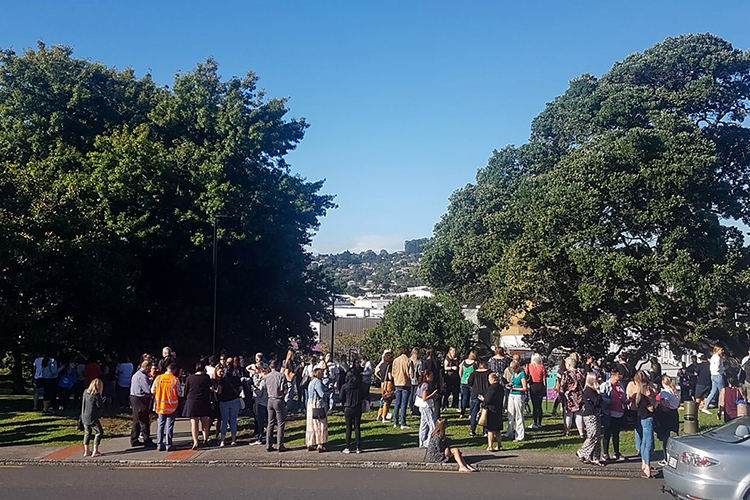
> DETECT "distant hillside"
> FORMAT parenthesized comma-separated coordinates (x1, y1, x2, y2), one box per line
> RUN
(313, 238, 429, 295)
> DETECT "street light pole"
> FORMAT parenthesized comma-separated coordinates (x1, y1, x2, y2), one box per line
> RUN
(212, 215, 228, 355)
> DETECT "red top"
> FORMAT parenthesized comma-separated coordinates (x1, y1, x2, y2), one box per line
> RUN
(526, 363, 547, 384)
(83, 362, 102, 387)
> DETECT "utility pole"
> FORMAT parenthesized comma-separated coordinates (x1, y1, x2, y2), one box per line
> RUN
(212, 215, 228, 355)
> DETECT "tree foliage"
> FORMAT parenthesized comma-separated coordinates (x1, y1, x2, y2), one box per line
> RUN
(423, 34, 750, 359)
(0, 43, 335, 389)
(363, 296, 475, 360)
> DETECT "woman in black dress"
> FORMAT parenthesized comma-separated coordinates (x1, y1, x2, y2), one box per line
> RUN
(184, 362, 212, 449)
(483, 373, 505, 451)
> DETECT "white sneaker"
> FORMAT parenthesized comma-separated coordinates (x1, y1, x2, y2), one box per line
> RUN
(342, 448, 351, 454)
(701, 408, 712, 415)
(400, 425, 411, 430)
(393, 424, 398, 428)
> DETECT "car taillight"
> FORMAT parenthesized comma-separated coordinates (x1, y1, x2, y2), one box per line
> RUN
(680, 452, 719, 467)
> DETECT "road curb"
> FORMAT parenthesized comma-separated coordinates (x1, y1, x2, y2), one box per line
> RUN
(0, 457, 644, 477)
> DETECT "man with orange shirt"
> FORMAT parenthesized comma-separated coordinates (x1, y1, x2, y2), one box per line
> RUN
(151, 362, 179, 452)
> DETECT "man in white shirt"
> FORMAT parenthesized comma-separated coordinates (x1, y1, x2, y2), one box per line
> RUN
(741, 347, 750, 393)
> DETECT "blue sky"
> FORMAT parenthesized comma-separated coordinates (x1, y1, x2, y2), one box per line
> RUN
(2, 1, 750, 253)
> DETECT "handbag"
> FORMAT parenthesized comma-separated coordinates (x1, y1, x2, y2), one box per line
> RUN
(312, 400, 326, 420)
(58, 375, 75, 389)
(478, 408, 488, 427)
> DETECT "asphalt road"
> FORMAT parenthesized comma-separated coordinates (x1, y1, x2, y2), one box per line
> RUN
(0, 465, 667, 499)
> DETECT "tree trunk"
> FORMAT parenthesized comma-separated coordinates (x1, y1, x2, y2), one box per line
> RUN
(11, 346, 27, 395)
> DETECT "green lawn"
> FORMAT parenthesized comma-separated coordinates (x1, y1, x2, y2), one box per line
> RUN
(0, 394, 132, 447)
(0, 394, 723, 453)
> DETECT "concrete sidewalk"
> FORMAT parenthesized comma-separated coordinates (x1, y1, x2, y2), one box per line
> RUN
(0, 417, 648, 477)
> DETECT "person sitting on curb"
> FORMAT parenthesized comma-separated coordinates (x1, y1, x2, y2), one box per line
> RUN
(424, 418, 475, 472)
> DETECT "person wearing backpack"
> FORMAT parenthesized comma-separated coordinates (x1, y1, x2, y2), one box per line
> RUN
(458, 351, 477, 418)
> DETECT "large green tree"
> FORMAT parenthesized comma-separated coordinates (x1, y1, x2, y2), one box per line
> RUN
(0, 43, 334, 391)
(423, 34, 750, 361)
(363, 295, 475, 360)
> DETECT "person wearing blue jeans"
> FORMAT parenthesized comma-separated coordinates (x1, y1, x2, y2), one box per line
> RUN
(219, 398, 241, 445)
(157, 412, 176, 451)
(702, 348, 725, 413)
(394, 387, 410, 427)
(631, 380, 656, 479)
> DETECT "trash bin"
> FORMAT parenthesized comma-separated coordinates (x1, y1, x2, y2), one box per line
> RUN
(683, 400, 699, 434)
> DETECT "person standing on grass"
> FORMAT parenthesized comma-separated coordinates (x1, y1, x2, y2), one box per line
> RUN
(443, 347, 460, 409)
(249, 363, 269, 446)
(424, 418, 475, 472)
(424, 349, 444, 419)
(129, 360, 156, 448)
(265, 360, 289, 452)
(40, 353, 60, 414)
(702, 346, 725, 414)
(391, 347, 414, 429)
(80, 378, 107, 457)
(506, 359, 527, 442)
(526, 353, 547, 430)
(340, 370, 364, 454)
(719, 374, 747, 423)
(184, 362, 212, 450)
(677, 361, 692, 404)
(306, 367, 329, 452)
(375, 350, 395, 423)
(458, 350, 477, 418)
(577, 372, 604, 466)
(115, 354, 134, 410)
(656, 375, 680, 466)
(600, 368, 627, 462)
(416, 369, 439, 448)
(483, 373, 505, 451)
(468, 361, 491, 437)
(214, 364, 241, 447)
(562, 357, 585, 437)
(152, 362, 179, 452)
(409, 348, 422, 416)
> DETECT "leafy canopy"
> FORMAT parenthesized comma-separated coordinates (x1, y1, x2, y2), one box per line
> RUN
(423, 34, 750, 359)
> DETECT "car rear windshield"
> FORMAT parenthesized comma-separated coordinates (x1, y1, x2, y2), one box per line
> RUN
(704, 416, 750, 444)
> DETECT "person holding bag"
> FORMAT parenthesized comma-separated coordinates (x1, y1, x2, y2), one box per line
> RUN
(306, 368, 329, 452)
(482, 373, 505, 451)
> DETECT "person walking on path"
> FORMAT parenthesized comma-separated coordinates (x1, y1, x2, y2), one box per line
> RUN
(702, 346, 725, 414)
(215, 363, 241, 447)
(81, 378, 107, 457)
(416, 369, 439, 448)
(506, 359, 527, 442)
(526, 353, 547, 430)
(340, 370, 364, 453)
(483, 373, 505, 451)
(152, 362, 179, 452)
(600, 368, 627, 462)
(424, 418, 475, 472)
(265, 360, 289, 452)
(577, 373, 604, 466)
(468, 361, 491, 437)
(129, 360, 156, 448)
(692, 354, 711, 411)
(391, 347, 414, 429)
(115, 355, 134, 410)
(443, 347, 460, 409)
(184, 362, 212, 450)
(458, 350, 477, 418)
(306, 367, 329, 452)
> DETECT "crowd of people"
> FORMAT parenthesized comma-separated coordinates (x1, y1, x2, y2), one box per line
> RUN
(31, 343, 750, 474)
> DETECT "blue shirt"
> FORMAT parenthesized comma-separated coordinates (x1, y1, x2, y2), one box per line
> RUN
(130, 370, 151, 397)
(307, 377, 326, 403)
